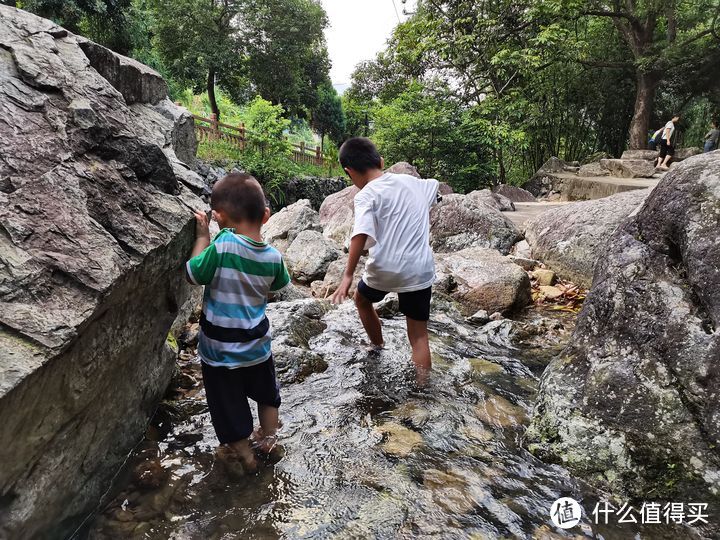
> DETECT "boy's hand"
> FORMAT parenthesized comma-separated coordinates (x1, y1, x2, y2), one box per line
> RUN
(331, 274, 353, 304)
(194, 210, 210, 239)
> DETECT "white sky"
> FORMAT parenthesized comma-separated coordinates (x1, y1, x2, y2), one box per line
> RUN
(320, 0, 417, 88)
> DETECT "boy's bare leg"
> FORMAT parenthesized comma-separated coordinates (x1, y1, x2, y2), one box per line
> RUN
(355, 292, 384, 346)
(406, 318, 431, 372)
(255, 405, 279, 453)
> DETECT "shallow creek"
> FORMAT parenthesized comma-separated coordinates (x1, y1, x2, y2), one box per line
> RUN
(83, 299, 697, 539)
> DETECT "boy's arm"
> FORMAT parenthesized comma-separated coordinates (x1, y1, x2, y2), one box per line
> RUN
(191, 211, 211, 258)
(186, 211, 214, 285)
(331, 233, 367, 304)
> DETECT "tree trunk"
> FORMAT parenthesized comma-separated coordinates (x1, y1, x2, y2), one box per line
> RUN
(628, 71, 660, 150)
(207, 69, 220, 122)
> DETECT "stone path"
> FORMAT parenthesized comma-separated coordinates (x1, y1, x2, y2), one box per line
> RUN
(547, 173, 660, 201)
(505, 202, 570, 228)
(508, 172, 662, 229)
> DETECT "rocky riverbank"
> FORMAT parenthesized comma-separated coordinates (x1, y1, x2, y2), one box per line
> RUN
(527, 152, 720, 510)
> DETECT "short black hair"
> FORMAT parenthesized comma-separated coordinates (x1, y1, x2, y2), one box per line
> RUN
(339, 137, 382, 173)
(211, 173, 266, 223)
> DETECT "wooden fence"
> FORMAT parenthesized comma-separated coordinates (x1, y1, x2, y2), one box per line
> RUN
(192, 113, 327, 167)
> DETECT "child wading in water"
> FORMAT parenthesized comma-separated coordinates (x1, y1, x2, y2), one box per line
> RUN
(187, 173, 290, 473)
(331, 138, 440, 378)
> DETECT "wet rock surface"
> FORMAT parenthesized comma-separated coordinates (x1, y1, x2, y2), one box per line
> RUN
(524, 189, 650, 287)
(527, 153, 720, 507)
(0, 6, 202, 538)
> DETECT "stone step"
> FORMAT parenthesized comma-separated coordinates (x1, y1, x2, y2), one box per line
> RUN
(599, 158, 656, 178)
(621, 149, 658, 161)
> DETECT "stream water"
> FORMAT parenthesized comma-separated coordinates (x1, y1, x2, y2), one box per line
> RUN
(83, 299, 701, 539)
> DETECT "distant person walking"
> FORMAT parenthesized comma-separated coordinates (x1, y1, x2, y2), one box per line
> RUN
(704, 121, 719, 153)
(655, 114, 680, 170)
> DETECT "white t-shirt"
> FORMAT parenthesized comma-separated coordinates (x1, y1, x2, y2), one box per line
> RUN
(352, 173, 440, 292)
(663, 121, 675, 143)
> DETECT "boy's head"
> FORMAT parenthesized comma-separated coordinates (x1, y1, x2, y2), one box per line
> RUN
(339, 137, 384, 185)
(211, 172, 269, 229)
(672, 114, 681, 123)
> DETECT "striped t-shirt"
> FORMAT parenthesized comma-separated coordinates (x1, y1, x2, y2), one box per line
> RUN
(186, 229, 291, 368)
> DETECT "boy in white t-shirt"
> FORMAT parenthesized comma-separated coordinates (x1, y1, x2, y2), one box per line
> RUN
(331, 138, 440, 375)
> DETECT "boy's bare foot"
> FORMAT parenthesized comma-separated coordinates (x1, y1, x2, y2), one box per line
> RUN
(225, 440, 259, 474)
(364, 341, 385, 353)
(254, 434, 278, 454)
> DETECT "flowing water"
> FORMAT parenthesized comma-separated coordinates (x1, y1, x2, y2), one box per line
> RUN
(83, 299, 702, 539)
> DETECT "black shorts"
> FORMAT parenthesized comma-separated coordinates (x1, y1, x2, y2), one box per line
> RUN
(658, 141, 674, 159)
(357, 279, 432, 321)
(201, 357, 281, 444)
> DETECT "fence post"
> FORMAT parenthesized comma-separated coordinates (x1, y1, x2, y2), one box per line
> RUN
(210, 113, 219, 141)
(316, 146, 322, 166)
(239, 122, 246, 149)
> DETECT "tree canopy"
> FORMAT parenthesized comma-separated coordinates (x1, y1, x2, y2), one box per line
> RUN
(345, 0, 720, 190)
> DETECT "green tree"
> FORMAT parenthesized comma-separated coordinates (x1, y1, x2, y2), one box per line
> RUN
(150, 0, 330, 121)
(150, 0, 245, 121)
(372, 81, 496, 191)
(239, 0, 330, 117)
(240, 96, 293, 200)
(311, 82, 346, 151)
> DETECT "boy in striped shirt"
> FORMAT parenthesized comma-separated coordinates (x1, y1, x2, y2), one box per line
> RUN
(186, 172, 290, 472)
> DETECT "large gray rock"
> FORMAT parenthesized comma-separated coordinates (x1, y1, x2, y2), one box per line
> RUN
(577, 162, 609, 178)
(386, 161, 420, 177)
(435, 248, 531, 315)
(674, 147, 702, 161)
(285, 230, 341, 283)
(0, 6, 202, 539)
(599, 158, 656, 178)
(319, 185, 358, 248)
(527, 152, 720, 502)
(492, 184, 537, 202)
(430, 194, 523, 254)
(77, 38, 168, 105)
(522, 157, 571, 197)
(466, 189, 515, 211)
(524, 189, 650, 287)
(262, 199, 321, 253)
